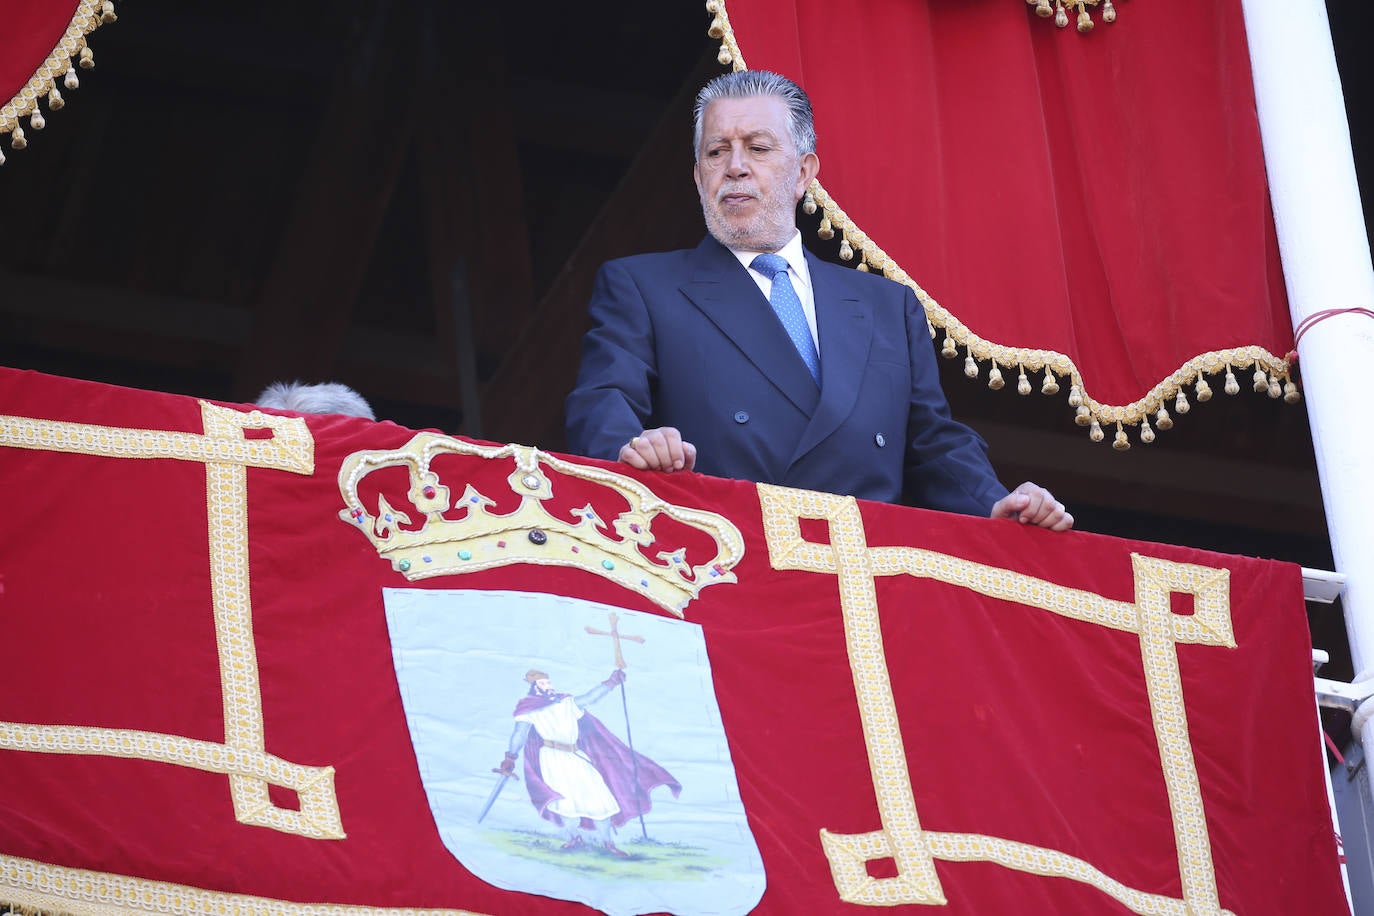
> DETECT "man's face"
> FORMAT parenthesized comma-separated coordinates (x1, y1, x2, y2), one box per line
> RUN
(534, 678, 554, 697)
(693, 95, 820, 253)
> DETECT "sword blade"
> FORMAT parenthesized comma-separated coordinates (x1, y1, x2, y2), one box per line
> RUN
(477, 772, 512, 823)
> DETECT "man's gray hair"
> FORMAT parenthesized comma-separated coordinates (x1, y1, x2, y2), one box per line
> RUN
(255, 381, 376, 420)
(692, 69, 816, 159)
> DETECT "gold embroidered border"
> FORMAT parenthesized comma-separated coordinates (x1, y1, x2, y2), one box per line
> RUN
(704, 0, 1298, 447)
(759, 483, 1235, 915)
(0, 853, 486, 916)
(1, 1, 114, 152)
(0, 405, 341, 841)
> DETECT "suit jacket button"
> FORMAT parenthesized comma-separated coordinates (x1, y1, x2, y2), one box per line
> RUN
(874, 433, 886, 447)
(734, 410, 750, 424)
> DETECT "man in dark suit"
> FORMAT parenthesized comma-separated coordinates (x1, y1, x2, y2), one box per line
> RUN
(565, 70, 1071, 530)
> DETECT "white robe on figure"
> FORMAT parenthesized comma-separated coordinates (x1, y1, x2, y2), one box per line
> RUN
(515, 696, 620, 821)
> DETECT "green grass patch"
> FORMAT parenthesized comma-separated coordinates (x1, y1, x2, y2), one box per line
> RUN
(485, 829, 731, 881)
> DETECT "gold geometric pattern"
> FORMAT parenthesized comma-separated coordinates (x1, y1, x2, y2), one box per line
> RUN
(0, 852, 487, 916)
(759, 483, 1236, 915)
(0, 404, 341, 841)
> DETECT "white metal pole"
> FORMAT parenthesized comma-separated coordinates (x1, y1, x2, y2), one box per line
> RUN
(1241, 1, 1374, 679)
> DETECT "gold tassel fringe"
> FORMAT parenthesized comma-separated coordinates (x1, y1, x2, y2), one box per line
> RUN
(1, 2, 116, 163)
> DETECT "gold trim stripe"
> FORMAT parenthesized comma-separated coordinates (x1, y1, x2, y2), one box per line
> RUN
(0, 412, 314, 473)
(0, 723, 334, 799)
(0, 854, 487, 916)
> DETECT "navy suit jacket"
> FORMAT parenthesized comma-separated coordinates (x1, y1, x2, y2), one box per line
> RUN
(565, 235, 1008, 516)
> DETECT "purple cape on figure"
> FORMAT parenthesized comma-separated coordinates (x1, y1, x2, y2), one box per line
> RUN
(514, 693, 682, 830)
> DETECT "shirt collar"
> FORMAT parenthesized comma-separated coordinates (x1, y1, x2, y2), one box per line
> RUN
(731, 230, 810, 289)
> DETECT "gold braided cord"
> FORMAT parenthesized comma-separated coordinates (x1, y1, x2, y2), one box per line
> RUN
(0, 1, 115, 151)
(705, 0, 1297, 448)
(0, 853, 488, 916)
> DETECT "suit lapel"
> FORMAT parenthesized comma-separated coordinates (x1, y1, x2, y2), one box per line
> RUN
(788, 253, 873, 466)
(678, 237, 821, 415)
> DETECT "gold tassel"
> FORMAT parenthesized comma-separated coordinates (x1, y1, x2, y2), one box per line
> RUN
(1112, 423, 1130, 451)
(802, 189, 817, 215)
(1174, 389, 1190, 414)
(1075, 404, 1091, 426)
(10, 125, 26, 150)
(1017, 366, 1031, 395)
(927, 320, 936, 340)
(941, 336, 957, 358)
(48, 87, 64, 110)
(1054, 2, 1069, 28)
(0, 146, 6, 166)
(1267, 374, 1281, 398)
(1034, 0, 1053, 16)
(1252, 365, 1268, 393)
(838, 238, 854, 261)
(1067, 384, 1083, 408)
(101, 0, 117, 23)
(1077, 6, 1094, 31)
(817, 217, 834, 240)
(1089, 418, 1104, 442)
(1195, 372, 1212, 402)
(856, 260, 868, 272)
(717, 44, 733, 66)
(988, 363, 1005, 390)
(708, 15, 725, 38)
(29, 108, 45, 130)
(1155, 405, 1173, 430)
(1103, 0, 1117, 22)
(964, 352, 979, 379)
(1224, 366, 1239, 395)
(64, 67, 79, 90)
(79, 46, 95, 70)
(1284, 380, 1300, 404)
(1041, 368, 1059, 396)
(1140, 416, 1155, 443)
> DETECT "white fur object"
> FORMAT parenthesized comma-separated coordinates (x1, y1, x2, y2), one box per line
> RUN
(254, 380, 375, 420)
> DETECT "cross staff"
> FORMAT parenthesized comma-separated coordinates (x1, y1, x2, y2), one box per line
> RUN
(585, 612, 645, 669)
(585, 612, 650, 838)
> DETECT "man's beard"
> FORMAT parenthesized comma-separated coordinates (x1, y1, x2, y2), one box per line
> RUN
(700, 181, 797, 253)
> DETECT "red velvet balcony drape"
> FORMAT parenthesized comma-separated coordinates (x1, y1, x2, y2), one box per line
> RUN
(711, 0, 1295, 445)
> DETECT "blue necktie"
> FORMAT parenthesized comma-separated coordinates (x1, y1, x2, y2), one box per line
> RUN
(751, 253, 820, 384)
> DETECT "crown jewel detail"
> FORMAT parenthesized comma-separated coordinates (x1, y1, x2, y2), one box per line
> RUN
(337, 434, 744, 615)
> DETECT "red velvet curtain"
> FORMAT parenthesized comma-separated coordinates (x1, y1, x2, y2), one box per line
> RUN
(0, 0, 101, 150)
(714, 0, 1294, 442)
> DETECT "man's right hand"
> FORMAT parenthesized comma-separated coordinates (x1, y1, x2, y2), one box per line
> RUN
(618, 427, 697, 473)
(492, 751, 518, 779)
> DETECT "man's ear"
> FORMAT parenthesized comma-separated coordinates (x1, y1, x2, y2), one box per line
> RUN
(795, 151, 820, 199)
(693, 160, 704, 197)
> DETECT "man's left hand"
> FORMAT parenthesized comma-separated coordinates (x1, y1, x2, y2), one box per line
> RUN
(989, 482, 1074, 532)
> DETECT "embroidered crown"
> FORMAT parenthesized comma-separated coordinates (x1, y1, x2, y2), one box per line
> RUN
(338, 433, 744, 615)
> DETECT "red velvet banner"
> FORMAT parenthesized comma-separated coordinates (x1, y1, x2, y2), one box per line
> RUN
(0, 366, 1346, 915)
(712, 0, 1294, 441)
